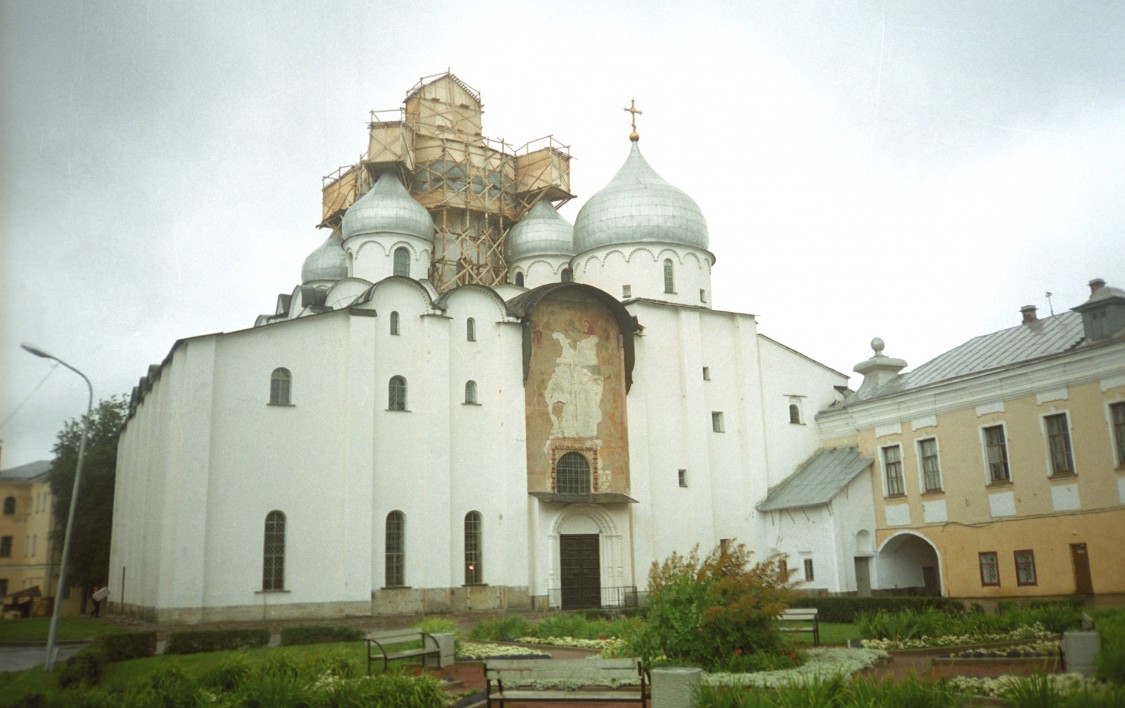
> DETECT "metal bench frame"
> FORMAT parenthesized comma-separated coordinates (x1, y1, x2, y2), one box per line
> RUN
(365, 628, 441, 674)
(778, 608, 820, 647)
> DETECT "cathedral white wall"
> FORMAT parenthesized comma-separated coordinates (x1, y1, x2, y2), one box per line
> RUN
(574, 245, 713, 307)
(509, 257, 568, 290)
(344, 235, 431, 283)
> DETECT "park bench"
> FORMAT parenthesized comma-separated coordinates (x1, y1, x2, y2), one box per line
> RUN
(778, 608, 820, 647)
(365, 628, 441, 674)
(484, 657, 649, 707)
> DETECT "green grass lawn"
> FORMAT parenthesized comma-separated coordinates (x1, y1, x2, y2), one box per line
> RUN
(784, 621, 859, 647)
(0, 617, 127, 643)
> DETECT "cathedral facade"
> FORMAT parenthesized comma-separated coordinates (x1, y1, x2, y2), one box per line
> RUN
(108, 74, 854, 623)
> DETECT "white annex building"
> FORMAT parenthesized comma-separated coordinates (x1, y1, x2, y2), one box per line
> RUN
(109, 73, 868, 623)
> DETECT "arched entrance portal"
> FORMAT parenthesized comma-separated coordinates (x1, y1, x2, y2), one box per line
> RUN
(552, 505, 625, 610)
(877, 532, 942, 595)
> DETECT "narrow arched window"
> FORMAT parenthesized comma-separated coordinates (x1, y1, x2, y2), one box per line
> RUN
(514, 272, 524, 287)
(466, 317, 476, 342)
(2, 497, 14, 515)
(561, 268, 573, 283)
(385, 511, 405, 587)
(262, 511, 285, 591)
(464, 380, 478, 404)
(388, 376, 407, 411)
(663, 259, 675, 293)
(270, 368, 292, 405)
(390, 311, 400, 336)
(393, 247, 410, 277)
(464, 511, 482, 585)
(556, 452, 592, 494)
(789, 403, 801, 425)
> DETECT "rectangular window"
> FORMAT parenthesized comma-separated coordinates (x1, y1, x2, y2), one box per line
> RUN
(978, 552, 1000, 586)
(778, 558, 788, 579)
(1045, 413, 1075, 476)
(918, 438, 942, 492)
(622, 284, 631, 298)
(1014, 550, 1037, 586)
(0, 536, 10, 558)
(700, 288, 707, 303)
(678, 469, 687, 487)
(0, 579, 6, 596)
(882, 445, 904, 496)
(1113, 402, 1125, 468)
(712, 412, 725, 433)
(983, 425, 1010, 483)
(702, 367, 710, 381)
(803, 558, 814, 582)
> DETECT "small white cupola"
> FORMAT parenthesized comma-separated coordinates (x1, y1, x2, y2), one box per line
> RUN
(341, 170, 435, 283)
(853, 338, 908, 399)
(506, 200, 574, 288)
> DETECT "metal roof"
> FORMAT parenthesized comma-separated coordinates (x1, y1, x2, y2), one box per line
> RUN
(888, 311, 1084, 394)
(0, 460, 51, 480)
(757, 446, 872, 511)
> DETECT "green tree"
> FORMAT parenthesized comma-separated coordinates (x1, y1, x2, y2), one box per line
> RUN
(48, 396, 128, 599)
(626, 542, 796, 670)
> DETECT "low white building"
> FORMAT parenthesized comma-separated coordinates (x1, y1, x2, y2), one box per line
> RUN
(109, 74, 857, 623)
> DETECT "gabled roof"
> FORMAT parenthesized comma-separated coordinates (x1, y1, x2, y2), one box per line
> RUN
(757, 446, 872, 512)
(0, 460, 52, 480)
(889, 311, 1085, 393)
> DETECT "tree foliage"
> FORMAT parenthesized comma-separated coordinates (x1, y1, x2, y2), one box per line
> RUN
(48, 396, 127, 594)
(626, 542, 796, 670)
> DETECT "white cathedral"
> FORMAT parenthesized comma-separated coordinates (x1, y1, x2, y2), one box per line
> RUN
(110, 73, 873, 623)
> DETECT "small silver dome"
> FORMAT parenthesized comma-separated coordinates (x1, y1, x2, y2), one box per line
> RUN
(506, 200, 574, 260)
(301, 232, 348, 283)
(573, 142, 708, 254)
(341, 170, 435, 242)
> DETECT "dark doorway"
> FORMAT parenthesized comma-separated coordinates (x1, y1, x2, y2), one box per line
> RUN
(1070, 543, 1094, 594)
(854, 557, 871, 597)
(922, 566, 940, 596)
(560, 534, 601, 610)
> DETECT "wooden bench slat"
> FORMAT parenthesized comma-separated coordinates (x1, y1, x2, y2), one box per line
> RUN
(485, 658, 647, 707)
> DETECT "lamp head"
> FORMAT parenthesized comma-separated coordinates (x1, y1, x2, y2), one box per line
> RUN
(20, 342, 54, 360)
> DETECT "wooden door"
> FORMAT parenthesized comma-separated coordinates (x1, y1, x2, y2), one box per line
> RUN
(560, 534, 601, 610)
(1070, 543, 1094, 594)
(854, 557, 871, 597)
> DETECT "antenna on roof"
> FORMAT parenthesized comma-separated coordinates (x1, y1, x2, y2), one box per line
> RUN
(1045, 291, 1055, 316)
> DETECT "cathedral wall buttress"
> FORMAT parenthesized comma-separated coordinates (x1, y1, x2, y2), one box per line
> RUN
(524, 291, 630, 495)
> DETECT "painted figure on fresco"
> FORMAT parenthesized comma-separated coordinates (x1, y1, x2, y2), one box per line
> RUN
(545, 329, 604, 438)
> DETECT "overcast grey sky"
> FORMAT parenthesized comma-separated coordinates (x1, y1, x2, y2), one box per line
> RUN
(3, 0, 1123, 468)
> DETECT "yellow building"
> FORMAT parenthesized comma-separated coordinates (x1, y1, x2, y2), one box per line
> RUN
(818, 279, 1125, 601)
(0, 459, 82, 617)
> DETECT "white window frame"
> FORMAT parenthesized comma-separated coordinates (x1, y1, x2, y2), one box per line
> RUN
(916, 437, 943, 493)
(1041, 411, 1076, 477)
(880, 443, 905, 497)
(980, 423, 1011, 484)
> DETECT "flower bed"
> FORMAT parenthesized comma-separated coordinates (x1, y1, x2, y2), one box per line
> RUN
(859, 623, 1055, 651)
(703, 648, 888, 689)
(456, 641, 550, 661)
(942, 640, 1059, 659)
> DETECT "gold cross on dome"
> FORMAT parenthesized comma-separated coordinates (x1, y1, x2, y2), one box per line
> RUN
(623, 99, 642, 141)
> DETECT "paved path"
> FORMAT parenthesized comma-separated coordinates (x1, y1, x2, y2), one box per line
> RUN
(0, 643, 87, 672)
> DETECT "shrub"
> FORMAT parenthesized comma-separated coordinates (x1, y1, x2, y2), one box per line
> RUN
(164, 628, 270, 654)
(57, 642, 108, 689)
(92, 631, 158, 661)
(417, 617, 459, 636)
(236, 673, 318, 707)
(144, 667, 204, 708)
(1094, 606, 1125, 684)
(626, 542, 794, 671)
(280, 625, 363, 646)
(201, 656, 253, 692)
(790, 595, 963, 623)
(469, 615, 532, 641)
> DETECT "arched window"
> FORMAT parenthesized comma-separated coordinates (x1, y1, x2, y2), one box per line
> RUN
(393, 247, 410, 278)
(262, 511, 285, 591)
(556, 452, 591, 494)
(464, 380, 478, 404)
(464, 511, 482, 585)
(663, 259, 675, 293)
(385, 511, 405, 587)
(269, 368, 291, 405)
(388, 376, 407, 411)
(514, 272, 524, 287)
(789, 403, 802, 425)
(466, 317, 476, 342)
(390, 311, 400, 336)
(2, 497, 14, 515)
(561, 268, 573, 283)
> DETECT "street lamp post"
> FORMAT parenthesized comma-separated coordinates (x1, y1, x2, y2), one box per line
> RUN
(20, 343, 93, 671)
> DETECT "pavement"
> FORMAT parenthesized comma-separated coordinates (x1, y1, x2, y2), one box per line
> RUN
(0, 642, 88, 672)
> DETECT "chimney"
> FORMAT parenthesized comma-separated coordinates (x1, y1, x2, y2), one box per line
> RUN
(1020, 305, 1038, 325)
(1089, 278, 1106, 296)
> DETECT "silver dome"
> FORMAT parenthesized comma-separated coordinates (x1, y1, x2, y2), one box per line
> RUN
(301, 232, 348, 283)
(506, 200, 574, 260)
(573, 142, 708, 254)
(341, 170, 435, 242)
